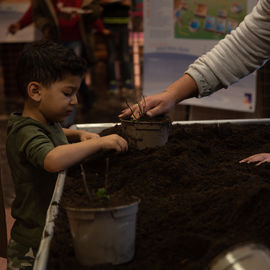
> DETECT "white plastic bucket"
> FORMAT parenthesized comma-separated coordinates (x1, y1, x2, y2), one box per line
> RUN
(65, 197, 140, 266)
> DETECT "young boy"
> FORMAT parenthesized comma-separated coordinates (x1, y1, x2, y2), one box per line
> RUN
(6, 40, 128, 269)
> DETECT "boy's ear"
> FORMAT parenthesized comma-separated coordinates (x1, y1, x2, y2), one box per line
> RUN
(27, 82, 42, 102)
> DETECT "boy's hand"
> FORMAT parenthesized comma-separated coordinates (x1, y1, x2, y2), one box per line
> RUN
(239, 153, 270, 166)
(100, 134, 128, 152)
(79, 130, 100, 141)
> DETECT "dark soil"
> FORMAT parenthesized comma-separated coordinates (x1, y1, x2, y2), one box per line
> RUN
(48, 122, 270, 270)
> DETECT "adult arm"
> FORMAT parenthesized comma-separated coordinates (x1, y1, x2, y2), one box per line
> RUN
(8, 5, 33, 34)
(187, 0, 270, 97)
(119, 0, 270, 118)
(18, 5, 33, 29)
(240, 153, 270, 165)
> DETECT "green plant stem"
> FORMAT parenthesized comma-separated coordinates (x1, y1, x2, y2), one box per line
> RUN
(80, 164, 92, 201)
(105, 157, 109, 190)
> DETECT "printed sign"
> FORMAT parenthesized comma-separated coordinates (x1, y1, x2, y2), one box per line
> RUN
(143, 0, 257, 112)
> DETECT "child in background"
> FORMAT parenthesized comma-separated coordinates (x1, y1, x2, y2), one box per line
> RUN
(101, 0, 133, 95)
(6, 40, 128, 269)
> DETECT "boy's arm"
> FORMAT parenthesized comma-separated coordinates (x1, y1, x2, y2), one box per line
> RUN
(43, 134, 128, 172)
(62, 128, 99, 143)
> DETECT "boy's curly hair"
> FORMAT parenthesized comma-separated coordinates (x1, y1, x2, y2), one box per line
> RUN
(16, 40, 87, 98)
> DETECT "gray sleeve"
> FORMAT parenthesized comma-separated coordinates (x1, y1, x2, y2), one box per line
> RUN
(185, 0, 270, 97)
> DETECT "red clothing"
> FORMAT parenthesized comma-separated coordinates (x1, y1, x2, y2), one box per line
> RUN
(18, 5, 33, 28)
(53, 0, 82, 41)
(17, 1, 105, 40)
(92, 18, 105, 33)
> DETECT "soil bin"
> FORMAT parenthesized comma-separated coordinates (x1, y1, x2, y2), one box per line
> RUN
(35, 119, 270, 270)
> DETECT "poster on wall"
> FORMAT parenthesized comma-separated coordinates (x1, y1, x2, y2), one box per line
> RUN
(0, 0, 40, 43)
(143, 0, 257, 112)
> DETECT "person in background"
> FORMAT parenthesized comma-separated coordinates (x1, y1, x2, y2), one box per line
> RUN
(7, 2, 109, 93)
(101, 0, 133, 96)
(7, 5, 33, 35)
(31, 0, 103, 126)
(7, 3, 95, 120)
(131, 0, 143, 33)
(6, 40, 128, 269)
(119, 0, 270, 166)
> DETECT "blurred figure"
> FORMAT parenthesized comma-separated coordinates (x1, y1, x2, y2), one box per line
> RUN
(101, 0, 133, 96)
(7, 5, 33, 35)
(32, 0, 102, 126)
(131, 0, 143, 33)
(7, 1, 105, 126)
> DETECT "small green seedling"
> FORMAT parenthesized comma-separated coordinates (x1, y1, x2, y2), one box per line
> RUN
(96, 188, 110, 202)
(80, 157, 111, 203)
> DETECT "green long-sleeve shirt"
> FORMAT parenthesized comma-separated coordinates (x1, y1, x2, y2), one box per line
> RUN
(6, 113, 68, 248)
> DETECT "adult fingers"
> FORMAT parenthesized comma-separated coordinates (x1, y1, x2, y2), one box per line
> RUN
(146, 104, 166, 117)
(119, 103, 144, 119)
(255, 157, 270, 166)
(239, 153, 268, 164)
(239, 154, 261, 163)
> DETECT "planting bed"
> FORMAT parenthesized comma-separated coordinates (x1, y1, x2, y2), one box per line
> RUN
(47, 121, 270, 270)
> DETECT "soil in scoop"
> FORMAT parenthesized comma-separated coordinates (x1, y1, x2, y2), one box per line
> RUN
(48, 123, 270, 270)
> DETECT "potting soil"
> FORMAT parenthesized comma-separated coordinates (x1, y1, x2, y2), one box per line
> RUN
(48, 123, 270, 270)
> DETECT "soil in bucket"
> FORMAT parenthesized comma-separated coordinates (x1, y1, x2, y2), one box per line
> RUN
(47, 122, 270, 270)
(120, 114, 171, 150)
(62, 160, 140, 267)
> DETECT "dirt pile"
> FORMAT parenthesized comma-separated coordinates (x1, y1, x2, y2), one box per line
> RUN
(48, 123, 270, 270)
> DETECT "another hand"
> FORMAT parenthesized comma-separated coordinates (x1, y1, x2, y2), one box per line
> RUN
(121, 0, 131, 6)
(42, 25, 54, 40)
(118, 91, 176, 119)
(239, 153, 270, 166)
(102, 28, 111, 35)
(79, 130, 100, 141)
(99, 134, 128, 152)
(8, 22, 20, 34)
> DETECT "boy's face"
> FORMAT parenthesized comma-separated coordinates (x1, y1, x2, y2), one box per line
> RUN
(38, 75, 82, 123)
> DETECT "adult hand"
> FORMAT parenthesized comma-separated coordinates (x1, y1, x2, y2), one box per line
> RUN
(239, 153, 270, 166)
(119, 74, 198, 119)
(8, 22, 20, 34)
(102, 28, 111, 35)
(119, 91, 176, 119)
